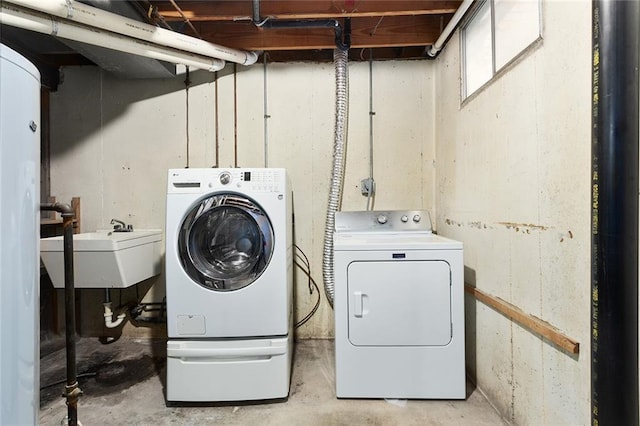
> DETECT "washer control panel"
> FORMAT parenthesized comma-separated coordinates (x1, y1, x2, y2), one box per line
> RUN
(168, 168, 285, 193)
(335, 210, 432, 233)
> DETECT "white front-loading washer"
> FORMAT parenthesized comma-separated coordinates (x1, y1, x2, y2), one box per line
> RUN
(334, 210, 465, 399)
(165, 168, 293, 403)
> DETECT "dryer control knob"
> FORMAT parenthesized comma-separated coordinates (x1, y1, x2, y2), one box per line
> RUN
(377, 214, 388, 224)
(413, 214, 421, 223)
(401, 215, 409, 223)
(219, 172, 231, 185)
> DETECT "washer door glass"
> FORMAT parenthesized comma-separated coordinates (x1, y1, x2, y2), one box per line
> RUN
(178, 193, 274, 291)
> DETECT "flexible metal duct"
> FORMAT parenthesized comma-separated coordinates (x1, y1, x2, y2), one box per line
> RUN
(322, 49, 349, 307)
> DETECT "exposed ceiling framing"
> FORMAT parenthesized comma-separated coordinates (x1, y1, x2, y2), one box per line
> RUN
(0, 0, 465, 88)
(148, 0, 462, 60)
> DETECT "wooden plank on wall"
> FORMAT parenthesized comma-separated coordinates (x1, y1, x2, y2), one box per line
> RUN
(465, 284, 580, 355)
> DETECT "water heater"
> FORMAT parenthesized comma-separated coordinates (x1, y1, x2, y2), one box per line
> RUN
(0, 44, 41, 425)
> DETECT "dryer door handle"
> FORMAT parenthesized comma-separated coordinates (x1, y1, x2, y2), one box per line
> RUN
(353, 291, 365, 317)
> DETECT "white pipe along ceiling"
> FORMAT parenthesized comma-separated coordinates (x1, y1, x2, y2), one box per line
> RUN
(1, 0, 259, 71)
(0, 4, 224, 72)
(426, 0, 474, 57)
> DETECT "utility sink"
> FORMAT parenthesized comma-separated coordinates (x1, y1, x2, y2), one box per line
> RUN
(41, 229, 162, 289)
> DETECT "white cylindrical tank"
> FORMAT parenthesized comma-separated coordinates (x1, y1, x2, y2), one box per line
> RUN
(0, 43, 41, 425)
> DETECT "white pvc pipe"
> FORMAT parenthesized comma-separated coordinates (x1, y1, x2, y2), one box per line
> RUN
(103, 302, 126, 329)
(6, 0, 259, 66)
(0, 4, 225, 72)
(426, 0, 474, 57)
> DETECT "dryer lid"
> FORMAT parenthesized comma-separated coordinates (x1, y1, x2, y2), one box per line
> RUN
(178, 193, 274, 291)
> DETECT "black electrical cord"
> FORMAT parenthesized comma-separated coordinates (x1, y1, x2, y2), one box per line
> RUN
(294, 245, 321, 329)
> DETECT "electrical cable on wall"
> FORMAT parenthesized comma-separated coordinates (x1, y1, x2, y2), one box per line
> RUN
(366, 50, 375, 211)
(294, 245, 320, 329)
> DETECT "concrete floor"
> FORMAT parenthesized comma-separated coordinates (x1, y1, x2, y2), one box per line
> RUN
(39, 337, 507, 425)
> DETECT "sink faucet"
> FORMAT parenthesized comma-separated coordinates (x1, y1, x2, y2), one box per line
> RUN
(110, 218, 133, 232)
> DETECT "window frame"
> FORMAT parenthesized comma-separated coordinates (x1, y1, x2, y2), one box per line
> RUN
(460, 0, 543, 101)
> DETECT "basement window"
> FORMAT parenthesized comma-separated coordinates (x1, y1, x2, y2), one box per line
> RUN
(461, 0, 542, 99)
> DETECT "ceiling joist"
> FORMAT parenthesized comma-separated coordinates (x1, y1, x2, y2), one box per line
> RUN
(152, 0, 459, 22)
(193, 15, 445, 50)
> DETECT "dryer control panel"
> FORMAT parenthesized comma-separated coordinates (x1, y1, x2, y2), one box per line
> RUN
(335, 210, 432, 233)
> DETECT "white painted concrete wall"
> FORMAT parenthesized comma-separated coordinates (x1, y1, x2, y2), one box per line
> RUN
(49, 60, 435, 338)
(434, 1, 591, 425)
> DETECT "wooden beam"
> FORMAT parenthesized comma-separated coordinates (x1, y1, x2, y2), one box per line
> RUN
(152, 0, 460, 21)
(194, 15, 443, 50)
(464, 284, 580, 355)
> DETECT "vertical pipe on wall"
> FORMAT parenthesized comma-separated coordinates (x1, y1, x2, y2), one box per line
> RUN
(263, 53, 270, 168)
(61, 214, 80, 426)
(591, 1, 640, 425)
(41, 203, 80, 426)
(233, 63, 238, 168)
(366, 51, 375, 211)
(184, 67, 190, 168)
(214, 71, 219, 168)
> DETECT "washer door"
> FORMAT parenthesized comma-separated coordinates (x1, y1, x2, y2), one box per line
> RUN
(178, 193, 274, 291)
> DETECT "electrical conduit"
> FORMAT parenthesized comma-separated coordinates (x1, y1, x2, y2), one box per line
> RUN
(322, 49, 349, 307)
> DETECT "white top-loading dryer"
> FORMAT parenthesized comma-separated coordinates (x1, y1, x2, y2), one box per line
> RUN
(334, 210, 465, 399)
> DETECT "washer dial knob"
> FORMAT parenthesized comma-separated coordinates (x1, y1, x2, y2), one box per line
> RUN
(401, 215, 409, 223)
(377, 214, 388, 224)
(219, 172, 231, 185)
(413, 214, 421, 223)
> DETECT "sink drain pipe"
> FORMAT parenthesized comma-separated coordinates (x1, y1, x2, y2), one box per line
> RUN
(103, 289, 126, 329)
(322, 48, 349, 307)
(40, 202, 82, 426)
